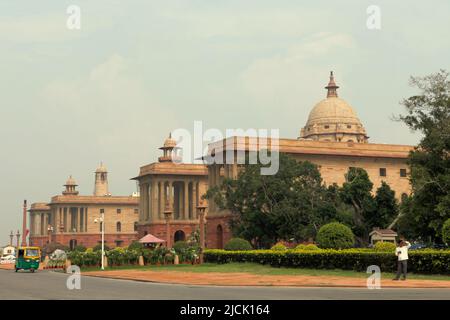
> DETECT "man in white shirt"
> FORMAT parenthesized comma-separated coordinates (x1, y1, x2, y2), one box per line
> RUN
(393, 239, 411, 280)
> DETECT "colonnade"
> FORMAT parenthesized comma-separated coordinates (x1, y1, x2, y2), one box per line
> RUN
(140, 179, 201, 222)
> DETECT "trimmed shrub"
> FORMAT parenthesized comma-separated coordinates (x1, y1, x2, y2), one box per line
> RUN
(204, 249, 450, 275)
(271, 243, 287, 251)
(316, 222, 354, 249)
(443, 219, 450, 245)
(93, 244, 110, 252)
(295, 244, 320, 251)
(72, 245, 87, 252)
(127, 241, 144, 252)
(373, 242, 396, 252)
(173, 241, 189, 254)
(224, 238, 252, 251)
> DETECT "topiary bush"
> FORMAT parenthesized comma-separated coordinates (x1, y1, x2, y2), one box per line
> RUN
(443, 219, 450, 245)
(316, 222, 354, 249)
(271, 243, 287, 251)
(93, 244, 110, 252)
(72, 245, 87, 252)
(224, 238, 252, 251)
(204, 249, 450, 274)
(297, 244, 320, 251)
(127, 241, 144, 253)
(373, 241, 396, 252)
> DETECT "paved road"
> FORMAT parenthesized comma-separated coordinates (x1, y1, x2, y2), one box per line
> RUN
(1, 269, 449, 300)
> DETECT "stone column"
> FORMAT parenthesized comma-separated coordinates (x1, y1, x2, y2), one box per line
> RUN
(150, 179, 157, 222)
(139, 183, 145, 222)
(75, 208, 79, 232)
(184, 181, 189, 220)
(168, 181, 173, 212)
(159, 182, 164, 220)
(192, 181, 197, 219)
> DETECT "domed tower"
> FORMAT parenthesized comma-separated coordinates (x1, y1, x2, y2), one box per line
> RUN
(158, 133, 181, 163)
(299, 72, 369, 143)
(94, 162, 110, 196)
(63, 176, 79, 195)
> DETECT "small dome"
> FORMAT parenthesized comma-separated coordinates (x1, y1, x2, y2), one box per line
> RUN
(162, 133, 177, 149)
(96, 162, 107, 173)
(65, 175, 77, 186)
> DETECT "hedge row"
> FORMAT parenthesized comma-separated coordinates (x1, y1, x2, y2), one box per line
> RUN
(204, 249, 450, 275)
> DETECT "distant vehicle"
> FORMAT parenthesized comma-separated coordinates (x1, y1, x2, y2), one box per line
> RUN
(409, 243, 427, 250)
(432, 243, 448, 250)
(15, 247, 41, 272)
(0, 255, 16, 262)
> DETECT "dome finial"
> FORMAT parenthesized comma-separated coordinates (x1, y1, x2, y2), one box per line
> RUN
(325, 71, 339, 98)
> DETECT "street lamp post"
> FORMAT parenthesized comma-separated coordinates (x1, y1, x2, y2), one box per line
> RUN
(164, 199, 173, 249)
(16, 230, 20, 248)
(94, 212, 105, 270)
(196, 200, 208, 264)
(47, 225, 54, 244)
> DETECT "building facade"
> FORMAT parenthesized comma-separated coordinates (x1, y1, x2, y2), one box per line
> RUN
(133, 136, 208, 245)
(203, 73, 413, 248)
(29, 164, 139, 249)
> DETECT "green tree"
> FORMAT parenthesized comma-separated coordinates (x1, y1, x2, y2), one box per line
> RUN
(206, 153, 337, 248)
(397, 70, 450, 242)
(371, 182, 399, 229)
(442, 219, 450, 245)
(339, 167, 376, 242)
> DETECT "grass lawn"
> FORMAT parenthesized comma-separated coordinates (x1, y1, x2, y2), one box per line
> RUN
(80, 262, 450, 281)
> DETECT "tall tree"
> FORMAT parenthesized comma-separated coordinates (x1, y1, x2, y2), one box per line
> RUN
(206, 153, 336, 248)
(397, 70, 450, 242)
(371, 181, 398, 229)
(339, 167, 376, 242)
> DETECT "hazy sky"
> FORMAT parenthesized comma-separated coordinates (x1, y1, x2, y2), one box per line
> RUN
(1, 1, 449, 244)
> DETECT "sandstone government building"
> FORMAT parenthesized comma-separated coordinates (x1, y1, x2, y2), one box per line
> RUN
(29, 72, 413, 249)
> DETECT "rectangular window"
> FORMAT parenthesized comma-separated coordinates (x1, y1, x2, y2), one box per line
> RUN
(134, 209, 139, 214)
(100, 208, 104, 214)
(379, 168, 386, 177)
(400, 169, 407, 177)
(117, 208, 121, 214)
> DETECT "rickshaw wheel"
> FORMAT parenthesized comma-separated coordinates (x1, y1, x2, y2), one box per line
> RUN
(30, 268, 35, 273)
(15, 268, 18, 272)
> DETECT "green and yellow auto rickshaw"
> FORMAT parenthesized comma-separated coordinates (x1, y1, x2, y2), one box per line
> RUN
(15, 247, 41, 272)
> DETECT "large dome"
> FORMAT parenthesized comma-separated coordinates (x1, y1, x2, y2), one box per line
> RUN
(299, 72, 369, 143)
(306, 97, 363, 126)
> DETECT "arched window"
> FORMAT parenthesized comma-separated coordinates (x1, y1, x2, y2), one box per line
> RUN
(116, 222, 121, 232)
(134, 222, 138, 232)
(216, 225, 224, 249)
(99, 222, 103, 232)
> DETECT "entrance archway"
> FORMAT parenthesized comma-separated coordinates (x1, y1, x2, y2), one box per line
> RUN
(174, 230, 186, 242)
(216, 225, 223, 249)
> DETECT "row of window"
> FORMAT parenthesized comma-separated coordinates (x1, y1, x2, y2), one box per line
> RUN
(99, 208, 139, 214)
(98, 221, 139, 232)
(379, 168, 407, 178)
(348, 167, 407, 178)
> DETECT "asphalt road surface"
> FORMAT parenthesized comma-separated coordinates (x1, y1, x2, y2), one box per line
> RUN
(1, 269, 449, 300)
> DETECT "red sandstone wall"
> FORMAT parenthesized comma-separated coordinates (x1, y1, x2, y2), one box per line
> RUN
(29, 233, 137, 249)
(137, 222, 198, 245)
(205, 215, 232, 249)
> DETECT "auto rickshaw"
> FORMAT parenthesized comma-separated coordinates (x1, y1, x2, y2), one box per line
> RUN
(15, 247, 41, 272)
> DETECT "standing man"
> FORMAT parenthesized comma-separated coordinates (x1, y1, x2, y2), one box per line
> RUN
(393, 238, 411, 280)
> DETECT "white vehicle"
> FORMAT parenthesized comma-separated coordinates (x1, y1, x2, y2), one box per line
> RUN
(0, 255, 16, 264)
